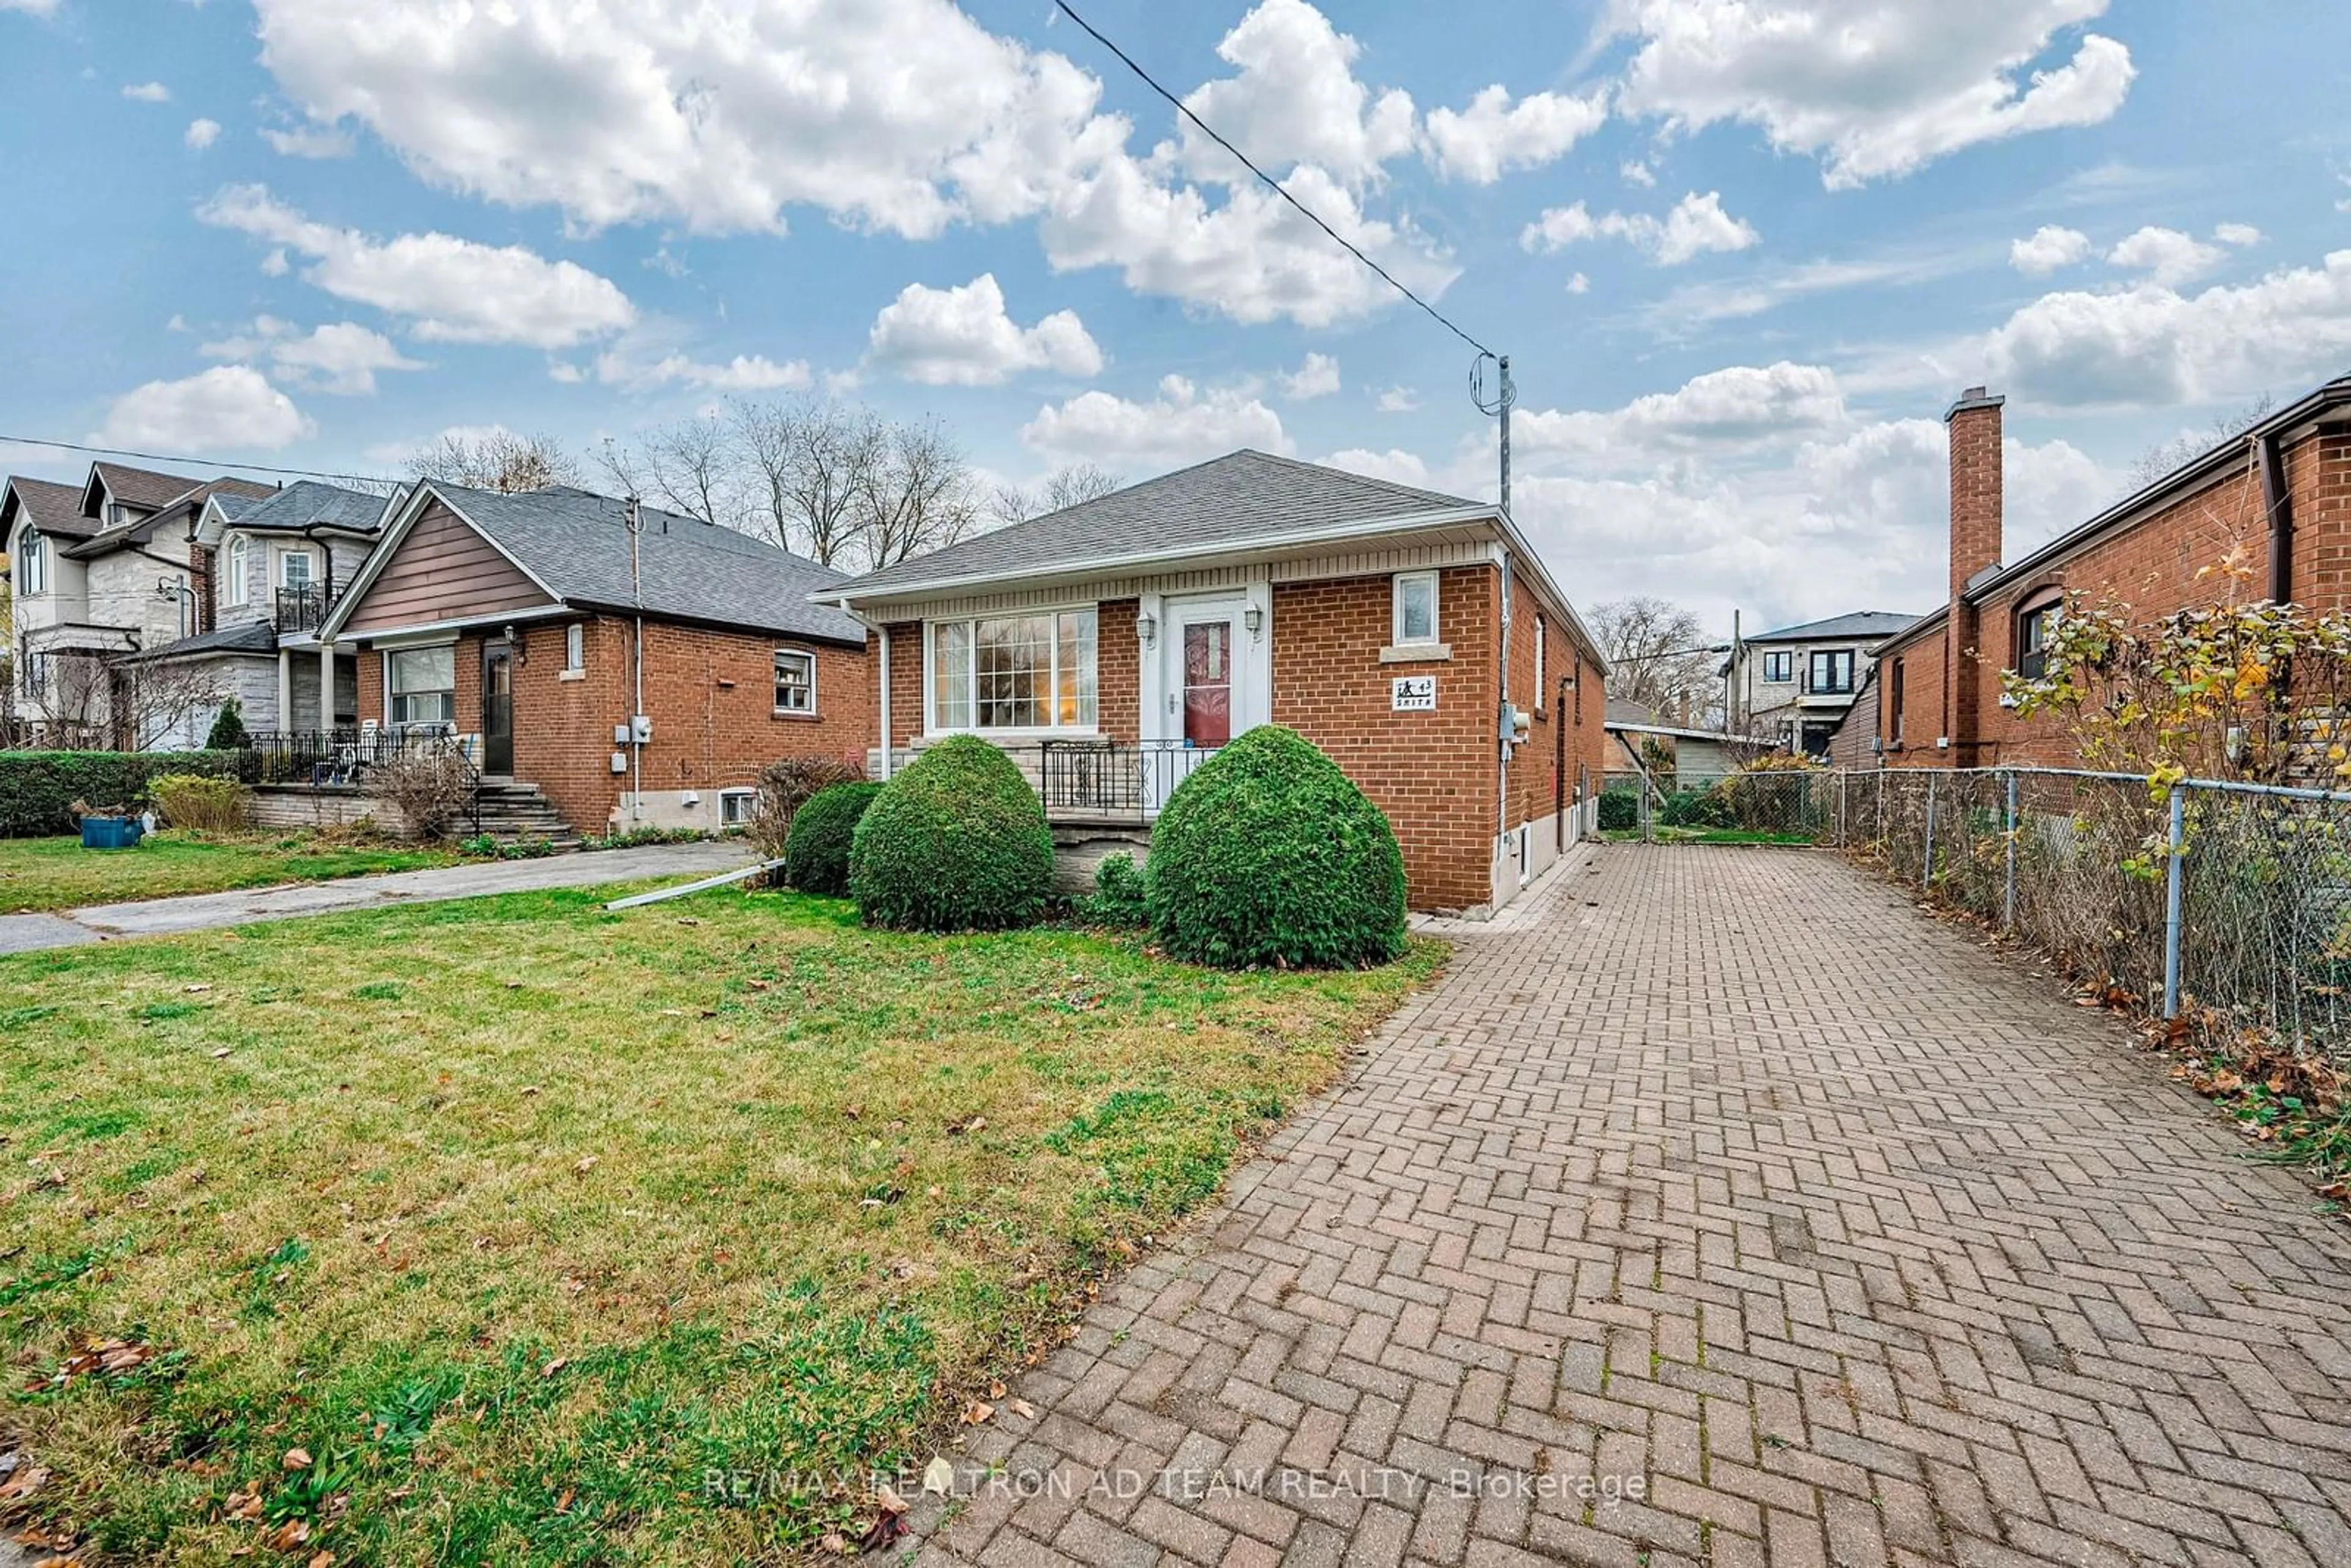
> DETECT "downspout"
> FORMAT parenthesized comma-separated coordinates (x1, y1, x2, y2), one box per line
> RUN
(2259, 430, 2293, 607)
(876, 623, 893, 781)
(627, 496, 645, 826)
(1496, 549, 1513, 859)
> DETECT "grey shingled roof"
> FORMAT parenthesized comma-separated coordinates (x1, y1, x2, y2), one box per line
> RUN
(433, 484, 866, 645)
(128, 620, 280, 661)
(227, 480, 391, 535)
(840, 450, 1483, 598)
(1743, 610, 1920, 645)
(88, 460, 214, 514)
(2, 476, 95, 539)
(64, 475, 284, 558)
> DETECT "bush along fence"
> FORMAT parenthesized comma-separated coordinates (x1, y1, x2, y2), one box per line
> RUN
(0, 749, 255, 836)
(1600, 760, 2351, 1065)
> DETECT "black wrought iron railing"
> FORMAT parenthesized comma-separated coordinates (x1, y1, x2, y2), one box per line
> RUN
(274, 583, 338, 634)
(241, 727, 481, 835)
(1038, 738, 1220, 819)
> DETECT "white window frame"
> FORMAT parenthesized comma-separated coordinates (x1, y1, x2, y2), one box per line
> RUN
(385, 643, 458, 730)
(719, 787, 757, 827)
(925, 607, 1099, 735)
(1534, 615, 1547, 708)
(276, 546, 317, 592)
(222, 535, 248, 607)
(17, 531, 43, 597)
(774, 647, 818, 716)
(564, 622, 586, 673)
(1391, 571, 1440, 647)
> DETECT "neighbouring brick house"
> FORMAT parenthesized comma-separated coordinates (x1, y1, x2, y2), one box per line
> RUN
(828, 451, 1610, 916)
(316, 482, 871, 838)
(1856, 374, 2351, 768)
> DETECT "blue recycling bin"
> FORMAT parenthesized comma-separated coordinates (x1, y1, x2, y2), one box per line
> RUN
(80, 816, 144, 850)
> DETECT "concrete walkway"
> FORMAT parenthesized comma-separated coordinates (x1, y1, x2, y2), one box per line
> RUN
(915, 847, 2351, 1568)
(0, 841, 755, 954)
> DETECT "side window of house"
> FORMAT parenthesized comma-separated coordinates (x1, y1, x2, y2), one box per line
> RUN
(719, 788, 756, 826)
(1807, 649, 1854, 693)
(1392, 571, 1439, 646)
(774, 648, 817, 714)
(223, 535, 247, 605)
(280, 549, 315, 592)
(1761, 650, 1791, 683)
(388, 645, 457, 729)
(2016, 593, 2061, 680)
(1889, 659, 1905, 742)
(564, 623, 585, 672)
(1534, 615, 1547, 703)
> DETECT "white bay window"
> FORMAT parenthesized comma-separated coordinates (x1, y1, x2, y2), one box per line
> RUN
(931, 609, 1097, 731)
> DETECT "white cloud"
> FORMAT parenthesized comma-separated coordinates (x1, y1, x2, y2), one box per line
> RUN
(1564, 272, 1591, 295)
(0, 1, 61, 15)
(200, 316, 424, 396)
(2105, 226, 2224, 288)
(1374, 386, 1422, 414)
(184, 118, 221, 150)
(1621, 159, 1656, 187)
(261, 121, 356, 159)
(2009, 224, 2090, 275)
(1981, 249, 2351, 408)
(93, 366, 312, 452)
(1037, 156, 1457, 328)
(259, 247, 290, 277)
(197, 184, 636, 350)
(252, 0, 1120, 238)
(1277, 352, 1340, 400)
(121, 81, 171, 103)
(2213, 222, 2262, 249)
(1422, 84, 1608, 184)
(865, 273, 1102, 386)
(583, 335, 812, 392)
(364, 422, 517, 467)
(1021, 374, 1289, 471)
(1322, 448, 1433, 488)
(1608, 0, 2134, 188)
(1520, 191, 1758, 266)
(246, 0, 1455, 331)
(1175, 0, 1416, 188)
(1514, 362, 1848, 467)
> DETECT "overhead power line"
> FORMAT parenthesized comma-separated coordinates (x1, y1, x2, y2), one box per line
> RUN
(0, 433, 398, 488)
(1049, 0, 1496, 360)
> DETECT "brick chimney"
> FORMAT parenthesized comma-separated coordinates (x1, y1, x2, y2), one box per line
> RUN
(189, 538, 214, 635)
(1944, 386, 2004, 756)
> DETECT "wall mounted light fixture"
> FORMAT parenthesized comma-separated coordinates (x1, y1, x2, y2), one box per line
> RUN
(1243, 605, 1264, 639)
(1136, 609, 1157, 648)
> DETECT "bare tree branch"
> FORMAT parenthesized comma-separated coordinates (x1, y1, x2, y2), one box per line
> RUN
(730, 395, 876, 566)
(1588, 596, 1720, 726)
(853, 417, 981, 570)
(411, 430, 581, 493)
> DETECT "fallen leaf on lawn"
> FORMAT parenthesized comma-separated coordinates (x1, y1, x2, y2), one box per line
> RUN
(541, 1357, 568, 1379)
(307, 1553, 337, 1568)
(555, 1488, 574, 1514)
(819, 1532, 849, 1556)
(223, 1484, 264, 1521)
(1009, 1398, 1037, 1420)
(283, 1448, 312, 1471)
(211, 1048, 233, 1059)
(874, 1484, 909, 1515)
(922, 1455, 956, 1495)
(963, 1400, 994, 1425)
(265, 1518, 310, 1552)
(573, 1156, 599, 1176)
(521, 1085, 539, 1096)
(677, 917, 700, 926)
(0, 1465, 50, 1502)
(184, 983, 212, 994)
(746, 979, 771, 991)
(989, 1381, 1006, 1398)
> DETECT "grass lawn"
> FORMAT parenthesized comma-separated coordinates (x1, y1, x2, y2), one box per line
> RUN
(0, 831, 458, 915)
(0, 884, 1441, 1563)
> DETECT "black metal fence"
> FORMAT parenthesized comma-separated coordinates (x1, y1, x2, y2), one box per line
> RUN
(1037, 738, 1220, 819)
(241, 728, 482, 835)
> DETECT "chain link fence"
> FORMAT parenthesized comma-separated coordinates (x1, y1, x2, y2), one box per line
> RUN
(1597, 760, 2351, 1060)
(1842, 768, 2351, 1062)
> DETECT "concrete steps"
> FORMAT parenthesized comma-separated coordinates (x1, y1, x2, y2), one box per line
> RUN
(470, 781, 580, 852)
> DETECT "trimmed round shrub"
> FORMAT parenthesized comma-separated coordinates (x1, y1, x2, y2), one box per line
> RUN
(849, 737, 1054, 931)
(784, 781, 882, 896)
(1146, 726, 1406, 970)
(1082, 851, 1150, 928)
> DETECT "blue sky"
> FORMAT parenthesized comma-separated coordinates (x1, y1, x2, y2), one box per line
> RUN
(4, 0, 2349, 631)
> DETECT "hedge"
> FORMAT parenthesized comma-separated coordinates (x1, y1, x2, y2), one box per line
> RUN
(1146, 726, 1407, 970)
(0, 750, 254, 837)
(783, 781, 883, 896)
(849, 736, 1054, 932)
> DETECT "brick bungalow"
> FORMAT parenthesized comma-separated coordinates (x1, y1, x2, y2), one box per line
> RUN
(828, 451, 1610, 916)
(1853, 374, 2351, 768)
(317, 482, 871, 837)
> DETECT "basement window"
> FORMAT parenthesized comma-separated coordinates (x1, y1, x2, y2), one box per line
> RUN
(719, 787, 756, 827)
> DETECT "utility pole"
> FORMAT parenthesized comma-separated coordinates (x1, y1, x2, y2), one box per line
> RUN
(1498, 354, 1513, 516)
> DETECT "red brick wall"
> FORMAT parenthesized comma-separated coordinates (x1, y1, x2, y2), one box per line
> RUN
(877, 621, 924, 753)
(1097, 598, 1140, 744)
(1274, 566, 1498, 912)
(1501, 574, 1611, 847)
(354, 618, 870, 832)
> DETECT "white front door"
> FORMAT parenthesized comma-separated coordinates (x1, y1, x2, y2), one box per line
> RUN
(1149, 593, 1268, 805)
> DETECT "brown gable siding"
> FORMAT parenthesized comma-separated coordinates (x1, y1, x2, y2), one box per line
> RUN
(343, 501, 552, 634)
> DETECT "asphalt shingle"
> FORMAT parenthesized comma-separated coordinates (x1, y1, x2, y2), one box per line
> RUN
(839, 450, 1482, 598)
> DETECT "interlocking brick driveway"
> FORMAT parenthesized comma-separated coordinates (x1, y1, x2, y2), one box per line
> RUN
(913, 846, 2351, 1568)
